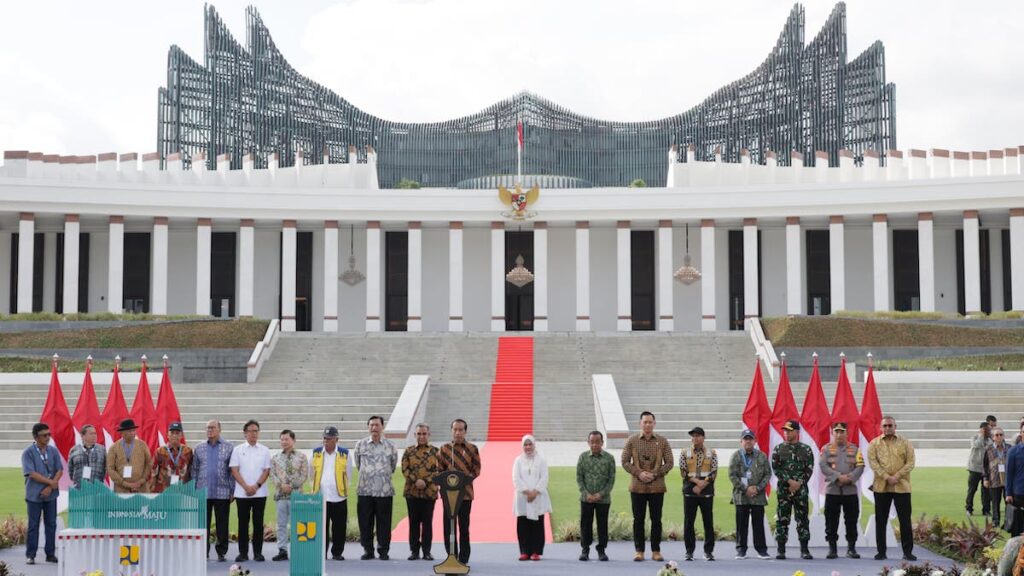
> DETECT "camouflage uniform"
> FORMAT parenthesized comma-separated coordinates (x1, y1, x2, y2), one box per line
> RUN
(771, 441, 815, 545)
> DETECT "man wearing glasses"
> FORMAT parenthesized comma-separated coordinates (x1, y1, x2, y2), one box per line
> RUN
(23, 423, 63, 565)
(983, 427, 1010, 528)
(867, 416, 916, 561)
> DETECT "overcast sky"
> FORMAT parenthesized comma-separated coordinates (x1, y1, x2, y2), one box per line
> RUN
(1, 0, 1021, 158)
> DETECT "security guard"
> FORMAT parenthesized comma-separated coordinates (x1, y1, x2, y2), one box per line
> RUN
(819, 422, 864, 559)
(772, 419, 814, 560)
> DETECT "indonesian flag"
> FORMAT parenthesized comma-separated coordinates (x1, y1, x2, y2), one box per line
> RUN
(155, 361, 183, 446)
(830, 355, 861, 447)
(741, 361, 772, 455)
(71, 359, 104, 446)
(800, 356, 831, 510)
(858, 364, 883, 502)
(39, 359, 74, 492)
(129, 361, 160, 454)
(100, 362, 130, 446)
(769, 359, 799, 493)
(517, 119, 524, 151)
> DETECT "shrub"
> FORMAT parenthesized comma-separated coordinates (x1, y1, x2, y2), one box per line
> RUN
(0, 516, 28, 549)
(878, 560, 963, 575)
(912, 514, 1003, 566)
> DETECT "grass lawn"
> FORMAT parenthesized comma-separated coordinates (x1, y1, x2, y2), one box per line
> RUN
(0, 318, 269, 350)
(876, 353, 1024, 371)
(0, 467, 974, 541)
(761, 316, 1024, 348)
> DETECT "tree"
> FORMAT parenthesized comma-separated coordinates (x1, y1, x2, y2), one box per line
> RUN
(629, 178, 647, 188)
(396, 178, 421, 189)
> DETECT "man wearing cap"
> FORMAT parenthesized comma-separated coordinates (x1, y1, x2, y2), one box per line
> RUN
(311, 425, 352, 561)
(867, 415, 916, 560)
(680, 426, 717, 561)
(192, 419, 235, 562)
(966, 421, 992, 517)
(819, 422, 864, 559)
(150, 422, 192, 493)
(728, 429, 772, 560)
(106, 418, 152, 494)
(271, 429, 309, 562)
(621, 411, 673, 562)
(772, 419, 814, 560)
(68, 424, 105, 489)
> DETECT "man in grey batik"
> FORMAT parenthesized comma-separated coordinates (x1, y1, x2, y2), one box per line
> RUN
(355, 415, 398, 561)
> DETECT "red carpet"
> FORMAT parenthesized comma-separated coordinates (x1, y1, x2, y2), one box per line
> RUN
(487, 337, 534, 441)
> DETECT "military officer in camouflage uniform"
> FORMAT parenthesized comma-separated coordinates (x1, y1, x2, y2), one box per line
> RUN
(772, 419, 815, 560)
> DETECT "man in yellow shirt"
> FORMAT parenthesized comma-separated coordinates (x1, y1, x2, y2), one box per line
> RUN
(867, 415, 916, 561)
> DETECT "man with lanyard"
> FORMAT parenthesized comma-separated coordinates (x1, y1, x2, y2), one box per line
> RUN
(192, 419, 234, 562)
(680, 426, 717, 562)
(310, 425, 352, 561)
(68, 424, 105, 489)
(106, 418, 152, 494)
(984, 427, 1011, 529)
(819, 422, 864, 559)
(402, 423, 440, 561)
(23, 423, 63, 565)
(151, 421, 192, 493)
(728, 429, 772, 560)
(772, 419, 814, 560)
(439, 418, 481, 565)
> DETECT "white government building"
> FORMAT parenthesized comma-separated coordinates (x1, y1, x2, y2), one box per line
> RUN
(1, 146, 1022, 333)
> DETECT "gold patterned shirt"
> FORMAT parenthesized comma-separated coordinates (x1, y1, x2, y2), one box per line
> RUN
(402, 444, 440, 499)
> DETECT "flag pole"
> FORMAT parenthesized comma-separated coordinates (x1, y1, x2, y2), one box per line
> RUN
(516, 117, 523, 186)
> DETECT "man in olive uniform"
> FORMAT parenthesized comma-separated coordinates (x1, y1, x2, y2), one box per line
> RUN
(819, 422, 864, 559)
(772, 419, 814, 560)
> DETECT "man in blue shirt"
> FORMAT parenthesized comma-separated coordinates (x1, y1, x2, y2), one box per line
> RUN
(22, 423, 63, 565)
(192, 419, 235, 561)
(1006, 440, 1024, 536)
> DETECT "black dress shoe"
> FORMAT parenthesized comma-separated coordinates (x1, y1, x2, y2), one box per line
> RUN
(874, 552, 887, 560)
(332, 554, 345, 561)
(424, 553, 435, 561)
(598, 551, 609, 561)
(45, 555, 59, 564)
(579, 550, 589, 561)
(272, 551, 288, 561)
(217, 554, 226, 562)
(253, 554, 265, 562)
(235, 554, 249, 562)
(903, 553, 917, 561)
(408, 552, 420, 560)
(379, 552, 390, 561)
(361, 551, 375, 560)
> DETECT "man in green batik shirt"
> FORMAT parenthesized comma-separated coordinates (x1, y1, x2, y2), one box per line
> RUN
(771, 419, 815, 561)
(576, 430, 616, 562)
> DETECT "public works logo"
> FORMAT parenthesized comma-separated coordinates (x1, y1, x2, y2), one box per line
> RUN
(297, 521, 317, 542)
(119, 544, 140, 565)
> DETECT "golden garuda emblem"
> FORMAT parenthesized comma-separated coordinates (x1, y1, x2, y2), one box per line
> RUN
(498, 184, 539, 220)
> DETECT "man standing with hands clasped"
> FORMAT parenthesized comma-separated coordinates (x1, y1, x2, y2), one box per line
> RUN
(230, 419, 272, 562)
(868, 415, 917, 561)
(106, 418, 152, 494)
(23, 423, 63, 565)
(820, 422, 864, 559)
(576, 431, 616, 562)
(680, 426, 717, 562)
(772, 419, 814, 561)
(271, 429, 308, 562)
(355, 415, 398, 561)
(728, 429, 772, 560)
(621, 411, 673, 562)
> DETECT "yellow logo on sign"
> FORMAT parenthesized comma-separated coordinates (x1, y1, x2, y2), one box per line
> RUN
(119, 544, 140, 565)
(297, 521, 317, 542)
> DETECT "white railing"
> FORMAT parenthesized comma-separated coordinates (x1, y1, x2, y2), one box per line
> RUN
(592, 374, 630, 449)
(246, 319, 280, 383)
(384, 375, 431, 448)
(745, 318, 779, 382)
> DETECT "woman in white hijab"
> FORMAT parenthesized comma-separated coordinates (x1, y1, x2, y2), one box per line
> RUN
(513, 434, 552, 561)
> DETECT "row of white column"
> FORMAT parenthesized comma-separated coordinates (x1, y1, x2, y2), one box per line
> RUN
(13, 212, 1024, 324)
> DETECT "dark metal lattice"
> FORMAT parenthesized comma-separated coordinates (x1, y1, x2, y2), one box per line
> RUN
(156, 2, 896, 187)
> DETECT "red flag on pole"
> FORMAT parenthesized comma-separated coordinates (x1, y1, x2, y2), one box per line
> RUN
(40, 357, 75, 460)
(129, 357, 160, 454)
(71, 357, 104, 446)
(516, 119, 524, 151)
(101, 359, 130, 446)
(830, 354, 860, 443)
(769, 357, 799, 493)
(858, 359, 883, 501)
(155, 357, 183, 446)
(800, 354, 831, 509)
(742, 361, 772, 454)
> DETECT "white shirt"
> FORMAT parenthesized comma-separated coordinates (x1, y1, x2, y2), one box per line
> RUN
(318, 449, 352, 503)
(229, 442, 272, 499)
(512, 452, 552, 520)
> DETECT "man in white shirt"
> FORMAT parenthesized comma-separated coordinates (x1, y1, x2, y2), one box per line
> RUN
(230, 419, 272, 563)
(311, 426, 353, 561)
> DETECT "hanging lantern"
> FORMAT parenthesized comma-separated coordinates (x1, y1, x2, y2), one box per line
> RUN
(339, 225, 366, 286)
(505, 254, 534, 288)
(674, 223, 703, 285)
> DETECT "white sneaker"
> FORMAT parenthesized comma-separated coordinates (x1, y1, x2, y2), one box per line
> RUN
(734, 553, 747, 560)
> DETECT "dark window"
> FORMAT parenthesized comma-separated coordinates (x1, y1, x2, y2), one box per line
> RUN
(211, 232, 237, 317)
(9, 233, 46, 313)
(805, 230, 831, 315)
(505, 231, 534, 331)
(1002, 229, 1012, 311)
(892, 230, 920, 311)
(728, 230, 761, 330)
(630, 231, 655, 331)
(123, 233, 151, 313)
(385, 231, 408, 332)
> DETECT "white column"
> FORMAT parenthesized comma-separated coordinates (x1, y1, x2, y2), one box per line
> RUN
(42, 233, 56, 312)
(829, 215, 846, 312)
(195, 218, 212, 315)
(281, 221, 297, 332)
(873, 214, 890, 312)
(17, 213, 35, 313)
(407, 222, 422, 332)
(62, 215, 80, 314)
(1011, 209, 1024, 311)
(743, 218, 759, 319)
(490, 222, 505, 332)
(616, 221, 632, 331)
(963, 210, 982, 314)
(657, 221, 673, 331)
(238, 220, 255, 317)
(534, 224, 549, 331)
(785, 217, 802, 315)
(323, 221, 339, 332)
(448, 222, 464, 331)
(365, 221, 382, 332)
(575, 222, 591, 331)
(107, 216, 124, 314)
(151, 217, 168, 315)
(919, 213, 936, 312)
(700, 219, 717, 331)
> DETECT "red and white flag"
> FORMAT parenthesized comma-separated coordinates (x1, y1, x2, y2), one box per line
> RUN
(71, 359, 104, 446)
(741, 361, 772, 455)
(800, 355, 831, 509)
(39, 359, 74, 491)
(769, 359, 799, 493)
(830, 355, 861, 446)
(858, 363, 883, 502)
(100, 361, 129, 447)
(155, 359, 183, 446)
(129, 359, 160, 454)
(516, 118, 524, 184)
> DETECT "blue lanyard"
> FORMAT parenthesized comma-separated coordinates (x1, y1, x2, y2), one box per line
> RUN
(124, 440, 134, 461)
(741, 450, 754, 471)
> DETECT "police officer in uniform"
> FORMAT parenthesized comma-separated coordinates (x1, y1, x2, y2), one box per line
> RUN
(819, 422, 864, 559)
(772, 419, 814, 560)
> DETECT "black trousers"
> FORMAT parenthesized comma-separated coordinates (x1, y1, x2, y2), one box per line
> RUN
(874, 492, 913, 556)
(236, 497, 267, 557)
(406, 497, 435, 554)
(683, 497, 715, 554)
(824, 493, 860, 545)
(357, 496, 393, 554)
(1008, 495, 1024, 536)
(630, 492, 664, 553)
(443, 500, 472, 563)
(580, 502, 610, 552)
(517, 515, 545, 556)
(735, 504, 767, 555)
(206, 498, 231, 557)
(966, 471, 991, 514)
(989, 486, 1004, 527)
(325, 500, 348, 558)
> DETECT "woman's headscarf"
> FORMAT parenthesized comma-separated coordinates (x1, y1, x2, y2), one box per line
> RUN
(521, 434, 536, 457)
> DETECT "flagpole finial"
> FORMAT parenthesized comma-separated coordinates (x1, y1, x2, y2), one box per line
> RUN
(839, 351, 846, 359)
(114, 355, 121, 367)
(812, 351, 818, 358)
(52, 353, 59, 368)
(867, 351, 873, 368)
(162, 354, 169, 367)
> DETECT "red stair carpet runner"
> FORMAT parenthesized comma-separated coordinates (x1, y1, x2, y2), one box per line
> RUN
(487, 337, 534, 441)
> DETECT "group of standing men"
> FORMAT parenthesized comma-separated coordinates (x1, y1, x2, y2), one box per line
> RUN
(967, 415, 1024, 535)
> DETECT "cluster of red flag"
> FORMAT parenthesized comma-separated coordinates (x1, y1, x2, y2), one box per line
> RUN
(742, 354, 883, 505)
(39, 356, 184, 463)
